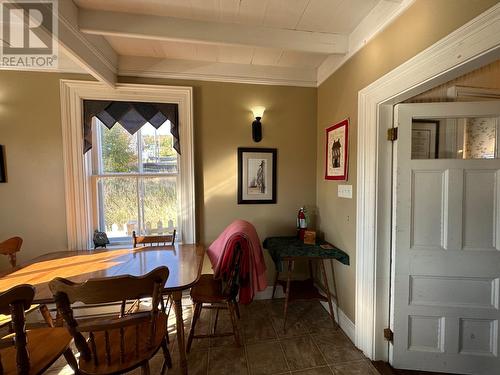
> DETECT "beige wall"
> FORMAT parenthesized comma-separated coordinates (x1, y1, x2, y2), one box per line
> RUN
(316, 0, 498, 323)
(0, 72, 317, 279)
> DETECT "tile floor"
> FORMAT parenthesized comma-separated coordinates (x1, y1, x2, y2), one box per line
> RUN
(46, 298, 380, 375)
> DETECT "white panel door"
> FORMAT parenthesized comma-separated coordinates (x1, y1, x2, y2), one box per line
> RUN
(392, 101, 500, 374)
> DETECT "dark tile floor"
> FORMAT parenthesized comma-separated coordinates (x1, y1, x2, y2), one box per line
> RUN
(46, 298, 379, 375)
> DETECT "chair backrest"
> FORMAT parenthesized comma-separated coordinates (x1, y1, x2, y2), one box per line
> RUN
(0, 237, 23, 268)
(132, 230, 176, 247)
(221, 242, 243, 299)
(49, 267, 169, 367)
(0, 284, 35, 374)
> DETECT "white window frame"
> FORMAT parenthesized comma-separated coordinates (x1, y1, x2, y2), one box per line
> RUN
(60, 80, 195, 249)
(91, 118, 181, 244)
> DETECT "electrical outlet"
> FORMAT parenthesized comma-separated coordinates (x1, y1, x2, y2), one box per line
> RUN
(338, 185, 352, 199)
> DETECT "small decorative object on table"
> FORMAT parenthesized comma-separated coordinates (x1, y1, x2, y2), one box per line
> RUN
(93, 230, 110, 249)
(303, 230, 316, 245)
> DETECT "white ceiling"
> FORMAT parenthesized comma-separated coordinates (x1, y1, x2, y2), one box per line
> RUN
(73, 0, 382, 71)
(1, 0, 412, 86)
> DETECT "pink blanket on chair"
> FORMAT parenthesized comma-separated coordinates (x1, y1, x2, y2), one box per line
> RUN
(207, 220, 267, 304)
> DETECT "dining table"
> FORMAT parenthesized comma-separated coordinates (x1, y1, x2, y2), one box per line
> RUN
(0, 243, 205, 375)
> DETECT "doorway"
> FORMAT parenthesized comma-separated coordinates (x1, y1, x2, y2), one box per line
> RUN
(354, 3, 500, 366)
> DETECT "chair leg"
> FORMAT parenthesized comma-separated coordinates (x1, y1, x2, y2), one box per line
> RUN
(141, 361, 151, 375)
(232, 298, 240, 319)
(63, 348, 78, 373)
(186, 302, 202, 353)
(160, 338, 172, 375)
(227, 301, 241, 347)
(213, 307, 220, 334)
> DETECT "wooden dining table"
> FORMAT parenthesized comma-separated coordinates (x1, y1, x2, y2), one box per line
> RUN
(0, 243, 205, 375)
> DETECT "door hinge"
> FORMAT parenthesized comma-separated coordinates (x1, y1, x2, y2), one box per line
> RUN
(387, 127, 398, 141)
(384, 328, 394, 342)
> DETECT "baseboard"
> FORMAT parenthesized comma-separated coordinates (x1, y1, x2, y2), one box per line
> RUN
(319, 300, 355, 343)
(254, 285, 286, 300)
(253, 285, 356, 343)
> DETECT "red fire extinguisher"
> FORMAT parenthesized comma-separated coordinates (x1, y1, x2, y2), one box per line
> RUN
(297, 207, 307, 240)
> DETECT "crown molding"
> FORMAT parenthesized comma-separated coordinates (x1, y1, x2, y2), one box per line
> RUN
(118, 56, 318, 87)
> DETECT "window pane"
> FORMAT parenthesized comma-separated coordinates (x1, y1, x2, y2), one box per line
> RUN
(99, 177, 138, 238)
(100, 122, 139, 173)
(141, 177, 177, 236)
(141, 122, 178, 173)
(411, 117, 498, 159)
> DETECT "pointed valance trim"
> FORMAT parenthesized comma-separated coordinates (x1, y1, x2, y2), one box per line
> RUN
(83, 100, 180, 154)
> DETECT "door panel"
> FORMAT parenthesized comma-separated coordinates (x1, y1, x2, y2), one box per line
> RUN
(392, 101, 500, 374)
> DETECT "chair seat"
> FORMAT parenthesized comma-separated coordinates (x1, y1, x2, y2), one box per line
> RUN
(0, 327, 72, 375)
(78, 313, 167, 375)
(190, 274, 230, 303)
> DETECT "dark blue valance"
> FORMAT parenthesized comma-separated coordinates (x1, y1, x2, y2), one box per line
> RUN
(83, 100, 180, 154)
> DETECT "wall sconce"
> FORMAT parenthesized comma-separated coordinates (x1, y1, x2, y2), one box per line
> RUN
(251, 106, 265, 142)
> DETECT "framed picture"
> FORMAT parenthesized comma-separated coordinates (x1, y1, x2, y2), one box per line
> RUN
(238, 147, 277, 204)
(0, 145, 6, 183)
(411, 120, 439, 159)
(325, 119, 349, 180)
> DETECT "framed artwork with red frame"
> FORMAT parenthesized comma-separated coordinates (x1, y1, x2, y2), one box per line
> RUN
(325, 119, 349, 180)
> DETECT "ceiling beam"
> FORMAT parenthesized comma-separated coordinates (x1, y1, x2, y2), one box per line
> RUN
(57, 1, 117, 86)
(79, 9, 348, 55)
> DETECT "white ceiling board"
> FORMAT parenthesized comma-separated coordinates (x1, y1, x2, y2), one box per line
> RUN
(278, 50, 327, 68)
(251, 47, 284, 66)
(263, 0, 310, 29)
(298, 0, 379, 33)
(216, 44, 254, 64)
(80, 10, 348, 54)
(75, 0, 378, 34)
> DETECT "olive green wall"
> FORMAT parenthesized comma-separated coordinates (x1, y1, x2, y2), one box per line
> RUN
(0, 72, 317, 278)
(316, 0, 499, 323)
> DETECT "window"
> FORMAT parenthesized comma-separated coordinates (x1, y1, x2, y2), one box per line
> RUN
(91, 119, 179, 244)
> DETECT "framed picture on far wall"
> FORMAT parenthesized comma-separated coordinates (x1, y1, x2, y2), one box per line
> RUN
(238, 147, 277, 204)
(0, 145, 6, 183)
(325, 119, 349, 180)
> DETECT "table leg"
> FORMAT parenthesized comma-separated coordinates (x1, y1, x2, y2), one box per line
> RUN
(320, 259, 337, 328)
(283, 260, 293, 333)
(272, 268, 280, 299)
(329, 259, 340, 329)
(172, 290, 188, 375)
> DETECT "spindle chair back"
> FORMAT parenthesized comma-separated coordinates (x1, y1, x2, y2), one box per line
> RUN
(49, 266, 172, 375)
(0, 284, 75, 375)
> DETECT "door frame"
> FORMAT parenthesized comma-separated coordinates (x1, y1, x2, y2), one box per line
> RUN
(355, 3, 500, 361)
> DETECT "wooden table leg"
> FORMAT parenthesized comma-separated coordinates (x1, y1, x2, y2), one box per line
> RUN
(272, 268, 280, 298)
(283, 260, 293, 333)
(320, 259, 337, 328)
(172, 290, 188, 375)
(329, 259, 340, 329)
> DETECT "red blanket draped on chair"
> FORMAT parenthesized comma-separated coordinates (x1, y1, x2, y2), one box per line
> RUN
(207, 220, 267, 304)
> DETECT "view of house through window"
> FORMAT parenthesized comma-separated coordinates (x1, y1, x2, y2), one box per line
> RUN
(92, 118, 179, 243)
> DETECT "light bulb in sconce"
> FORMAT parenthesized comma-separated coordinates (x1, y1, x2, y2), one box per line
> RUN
(251, 106, 265, 142)
(252, 106, 265, 119)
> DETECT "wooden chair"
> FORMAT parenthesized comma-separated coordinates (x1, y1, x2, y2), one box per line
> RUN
(0, 237, 55, 329)
(0, 284, 76, 374)
(186, 243, 242, 352)
(49, 266, 172, 375)
(132, 230, 176, 248)
(0, 237, 22, 269)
